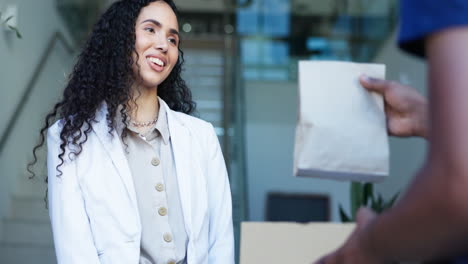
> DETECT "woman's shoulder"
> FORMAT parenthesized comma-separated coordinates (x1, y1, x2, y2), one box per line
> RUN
(47, 118, 99, 147)
(171, 110, 214, 132)
(47, 119, 64, 141)
(169, 110, 220, 149)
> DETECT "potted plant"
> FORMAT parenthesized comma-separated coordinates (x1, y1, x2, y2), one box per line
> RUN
(339, 182, 399, 222)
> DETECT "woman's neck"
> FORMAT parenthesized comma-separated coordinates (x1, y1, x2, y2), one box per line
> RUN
(128, 85, 159, 123)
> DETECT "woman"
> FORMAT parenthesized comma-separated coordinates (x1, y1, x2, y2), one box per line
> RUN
(30, 0, 234, 263)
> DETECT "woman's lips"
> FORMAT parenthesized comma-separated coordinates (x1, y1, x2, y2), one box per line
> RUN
(147, 58, 164, 72)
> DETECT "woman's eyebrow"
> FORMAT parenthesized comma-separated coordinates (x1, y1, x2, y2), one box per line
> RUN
(140, 19, 179, 36)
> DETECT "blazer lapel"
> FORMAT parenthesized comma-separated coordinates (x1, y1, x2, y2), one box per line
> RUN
(92, 103, 139, 210)
(166, 108, 194, 237)
(163, 100, 208, 241)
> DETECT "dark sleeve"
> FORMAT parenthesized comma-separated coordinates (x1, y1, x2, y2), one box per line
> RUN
(398, 0, 468, 57)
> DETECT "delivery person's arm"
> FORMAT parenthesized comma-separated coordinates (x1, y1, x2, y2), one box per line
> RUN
(316, 25, 468, 264)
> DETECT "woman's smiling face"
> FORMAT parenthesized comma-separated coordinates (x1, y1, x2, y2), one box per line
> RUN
(133, 1, 180, 89)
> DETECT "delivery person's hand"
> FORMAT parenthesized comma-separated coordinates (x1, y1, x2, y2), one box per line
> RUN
(314, 207, 384, 264)
(360, 75, 429, 139)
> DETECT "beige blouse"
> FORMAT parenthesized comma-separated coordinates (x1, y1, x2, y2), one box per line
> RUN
(119, 99, 188, 264)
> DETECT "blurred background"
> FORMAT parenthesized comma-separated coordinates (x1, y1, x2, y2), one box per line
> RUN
(0, 0, 428, 263)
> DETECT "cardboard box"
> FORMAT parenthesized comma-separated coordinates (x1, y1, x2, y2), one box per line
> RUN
(240, 222, 355, 264)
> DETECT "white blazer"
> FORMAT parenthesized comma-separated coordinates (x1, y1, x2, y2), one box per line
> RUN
(47, 100, 234, 264)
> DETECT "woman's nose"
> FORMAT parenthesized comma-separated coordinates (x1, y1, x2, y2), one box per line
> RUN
(154, 32, 168, 52)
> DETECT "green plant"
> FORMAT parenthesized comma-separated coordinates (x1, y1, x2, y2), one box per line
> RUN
(339, 182, 399, 222)
(1, 11, 22, 38)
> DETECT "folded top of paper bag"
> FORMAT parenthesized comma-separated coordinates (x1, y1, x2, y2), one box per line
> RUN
(293, 61, 389, 183)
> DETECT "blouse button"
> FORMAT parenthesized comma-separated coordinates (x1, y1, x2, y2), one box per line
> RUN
(163, 233, 172, 243)
(155, 183, 165, 192)
(151, 157, 160, 166)
(158, 207, 167, 216)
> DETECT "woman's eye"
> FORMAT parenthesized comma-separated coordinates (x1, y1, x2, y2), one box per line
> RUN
(144, 27, 155, 33)
(168, 38, 178, 45)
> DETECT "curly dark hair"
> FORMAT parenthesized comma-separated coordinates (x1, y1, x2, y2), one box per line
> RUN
(28, 0, 195, 180)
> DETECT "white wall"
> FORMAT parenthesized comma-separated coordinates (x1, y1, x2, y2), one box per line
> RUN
(244, 81, 350, 222)
(244, 30, 429, 222)
(0, 0, 73, 221)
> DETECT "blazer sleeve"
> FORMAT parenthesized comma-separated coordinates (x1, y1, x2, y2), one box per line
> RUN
(205, 123, 235, 264)
(47, 124, 101, 264)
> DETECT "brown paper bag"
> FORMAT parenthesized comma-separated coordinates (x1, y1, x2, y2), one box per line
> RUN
(294, 61, 388, 182)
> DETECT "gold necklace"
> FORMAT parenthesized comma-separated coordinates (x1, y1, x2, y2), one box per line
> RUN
(130, 113, 159, 128)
